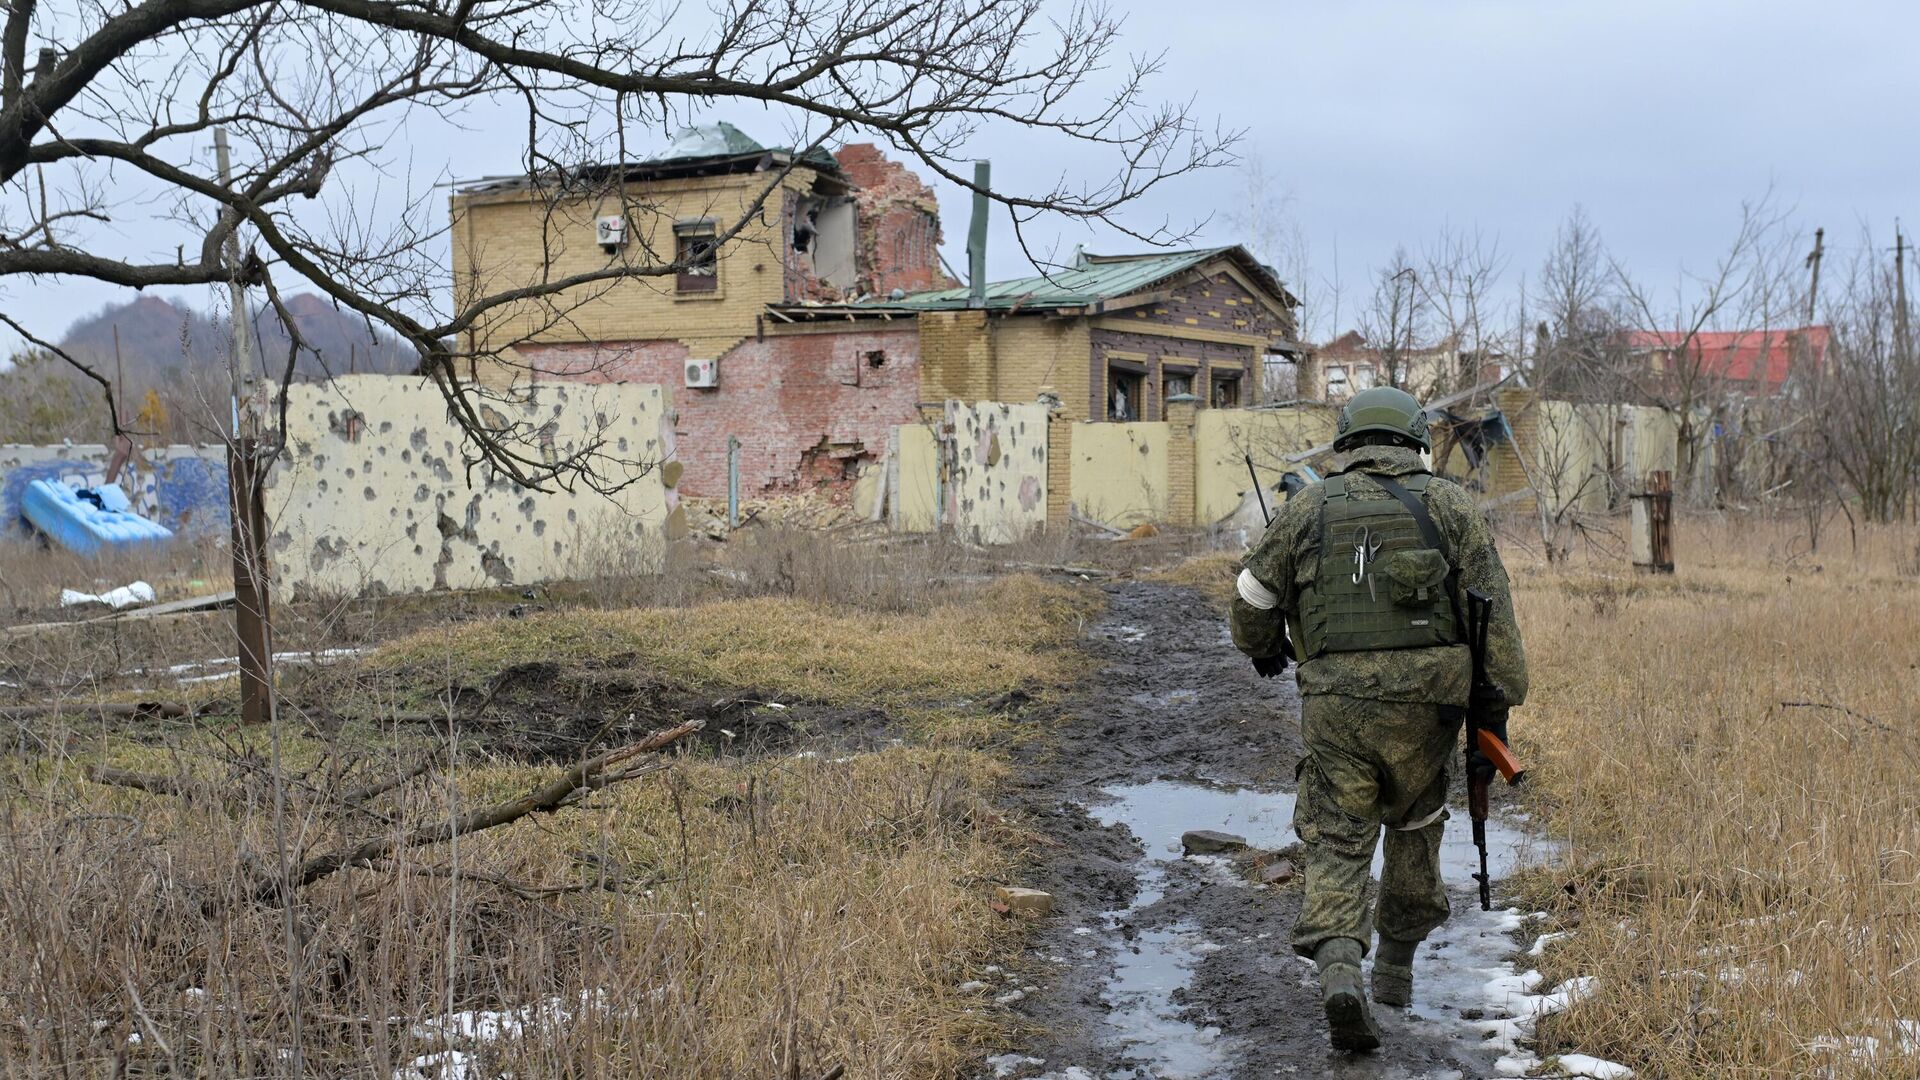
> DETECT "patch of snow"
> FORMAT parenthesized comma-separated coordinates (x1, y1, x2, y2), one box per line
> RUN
(399, 1050, 474, 1079)
(986, 1052, 1044, 1076)
(1553, 1052, 1636, 1078)
(1806, 1018, 1920, 1064)
(1528, 930, 1575, 956)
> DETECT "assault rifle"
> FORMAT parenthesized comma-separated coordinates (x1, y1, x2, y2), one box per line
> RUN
(1464, 587, 1524, 910)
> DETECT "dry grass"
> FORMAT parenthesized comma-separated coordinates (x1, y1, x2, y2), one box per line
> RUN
(352, 575, 1093, 712)
(1503, 514, 1920, 1078)
(0, 557, 1095, 1078)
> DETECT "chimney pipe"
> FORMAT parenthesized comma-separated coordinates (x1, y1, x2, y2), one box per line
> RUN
(966, 160, 989, 309)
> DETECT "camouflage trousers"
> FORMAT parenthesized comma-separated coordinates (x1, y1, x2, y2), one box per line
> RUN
(1290, 693, 1459, 957)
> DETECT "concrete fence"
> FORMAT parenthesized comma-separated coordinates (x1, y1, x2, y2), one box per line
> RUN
(887, 390, 1696, 543)
(886, 399, 1338, 540)
(264, 375, 679, 597)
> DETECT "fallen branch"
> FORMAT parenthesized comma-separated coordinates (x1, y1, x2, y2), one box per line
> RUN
(84, 765, 208, 801)
(372, 857, 645, 901)
(341, 758, 434, 807)
(1006, 562, 1117, 579)
(0, 700, 212, 722)
(1069, 509, 1127, 537)
(1780, 700, 1892, 734)
(255, 719, 704, 905)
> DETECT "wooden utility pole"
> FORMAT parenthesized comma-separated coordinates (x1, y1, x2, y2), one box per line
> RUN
(214, 128, 274, 728)
(1804, 227, 1824, 326)
(1896, 222, 1911, 362)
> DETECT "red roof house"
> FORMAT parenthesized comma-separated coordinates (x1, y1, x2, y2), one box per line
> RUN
(1622, 325, 1830, 392)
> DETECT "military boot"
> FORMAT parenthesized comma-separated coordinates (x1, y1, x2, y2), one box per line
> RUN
(1372, 936, 1418, 1008)
(1313, 937, 1381, 1052)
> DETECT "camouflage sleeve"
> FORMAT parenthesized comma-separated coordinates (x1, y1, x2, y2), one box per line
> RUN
(1434, 482, 1529, 708)
(1229, 488, 1319, 659)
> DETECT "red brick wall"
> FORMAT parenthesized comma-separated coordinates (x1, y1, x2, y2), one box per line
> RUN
(520, 327, 921, 498)
(833, 143, 955, 297)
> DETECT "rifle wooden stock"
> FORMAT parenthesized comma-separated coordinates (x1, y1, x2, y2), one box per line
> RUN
(1475, 729, 1525, 786)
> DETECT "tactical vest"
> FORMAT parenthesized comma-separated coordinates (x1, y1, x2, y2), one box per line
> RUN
(1299, 471, 1459, 657)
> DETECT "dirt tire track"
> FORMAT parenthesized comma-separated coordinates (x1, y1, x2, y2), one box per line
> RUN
(994, 581, 1505, 1079)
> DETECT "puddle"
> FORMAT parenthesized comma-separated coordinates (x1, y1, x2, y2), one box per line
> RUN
(1085, 779, 1551, 1078)
(1085, 781, 1297, 1076)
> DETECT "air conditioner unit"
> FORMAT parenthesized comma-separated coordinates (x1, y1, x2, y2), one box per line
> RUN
(684, 358, 719, 388)
(594, 215, 627, 253)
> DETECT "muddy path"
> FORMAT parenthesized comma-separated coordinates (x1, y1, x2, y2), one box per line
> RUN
(993, 581, 1520, 1079)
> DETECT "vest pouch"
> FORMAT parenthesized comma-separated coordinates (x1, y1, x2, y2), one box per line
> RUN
(1385, 548, 1450, 607)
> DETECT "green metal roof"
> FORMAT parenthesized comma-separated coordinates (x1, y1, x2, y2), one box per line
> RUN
(886, 247, 1242, 311)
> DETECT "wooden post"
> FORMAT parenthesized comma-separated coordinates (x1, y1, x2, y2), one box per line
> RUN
(1631, 469, 1675, 574)
(228, 438, 275, 725)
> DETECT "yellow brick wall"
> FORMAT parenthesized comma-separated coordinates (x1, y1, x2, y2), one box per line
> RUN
(1046, 409, 1074, 525)
(450, 172, 809, 356)
(1163, 399, 1198, 526)
(917, 310, 994, 402)
(992, 317, 1091, 415)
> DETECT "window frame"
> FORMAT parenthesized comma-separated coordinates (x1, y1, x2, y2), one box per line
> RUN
(674, 219, 720, 297)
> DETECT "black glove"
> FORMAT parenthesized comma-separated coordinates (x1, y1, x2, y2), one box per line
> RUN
(1467, 707, 1510, 782)
(1251, 627, 1297, 678)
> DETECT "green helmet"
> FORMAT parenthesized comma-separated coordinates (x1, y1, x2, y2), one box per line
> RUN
(1333, 386, 1431, 452)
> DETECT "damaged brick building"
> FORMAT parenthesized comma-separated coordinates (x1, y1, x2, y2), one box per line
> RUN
(449, 125, 1305, 498)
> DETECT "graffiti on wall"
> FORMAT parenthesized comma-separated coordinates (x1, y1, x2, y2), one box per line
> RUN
(0, 445, 229, 538)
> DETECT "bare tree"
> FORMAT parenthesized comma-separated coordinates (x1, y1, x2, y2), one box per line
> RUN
(1413, 225, 1510, 399)
(1354, 247, 1424, 391)
(1608, 194, 1799, 502)
(0, 0, 1231, 487)
(1811, 231, 1920, 524)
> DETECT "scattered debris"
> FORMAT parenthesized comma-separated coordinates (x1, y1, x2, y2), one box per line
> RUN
(1253, 858, 1295, 886)
(1179, 829, 1248, 856)
(994, 886, 1055, 915)
(59, 580, 156, 610)
(4, 589, 234, 637)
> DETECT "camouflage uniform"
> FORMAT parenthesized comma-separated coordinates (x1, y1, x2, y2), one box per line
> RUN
(1231, 444, 1527, 959)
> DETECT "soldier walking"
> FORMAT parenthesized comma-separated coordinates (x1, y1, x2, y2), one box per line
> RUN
(1229, 386, 1528, 1052)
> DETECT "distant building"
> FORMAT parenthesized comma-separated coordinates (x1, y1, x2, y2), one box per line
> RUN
(1621, 326, 1829, 396)
(1299, 331, 1506, 402)
(450, 125, 1304, 498)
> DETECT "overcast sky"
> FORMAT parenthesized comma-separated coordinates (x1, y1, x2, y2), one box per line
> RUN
(14, 0, 1918, 348)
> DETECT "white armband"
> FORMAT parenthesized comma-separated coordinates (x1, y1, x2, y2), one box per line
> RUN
(1236, 568, 1279, 610)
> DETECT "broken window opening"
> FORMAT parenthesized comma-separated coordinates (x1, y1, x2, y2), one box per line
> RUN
(1210, 371, 1243, 409)
(1161, 368, 1194, 415)
(1108, 366, 1144, 421)
(792, 206, 818, 253)
(675, 220, 718, 293)
(866, 350, 888, 369)
(1325, 364, 1351, 399)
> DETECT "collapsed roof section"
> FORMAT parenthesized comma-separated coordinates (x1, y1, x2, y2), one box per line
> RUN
(456, 122, 848, 197)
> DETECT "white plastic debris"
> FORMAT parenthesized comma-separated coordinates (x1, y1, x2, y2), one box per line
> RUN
(60, 580, 155, 610)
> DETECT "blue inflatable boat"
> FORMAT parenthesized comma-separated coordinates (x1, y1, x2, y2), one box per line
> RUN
(20, 479, 175, 557)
